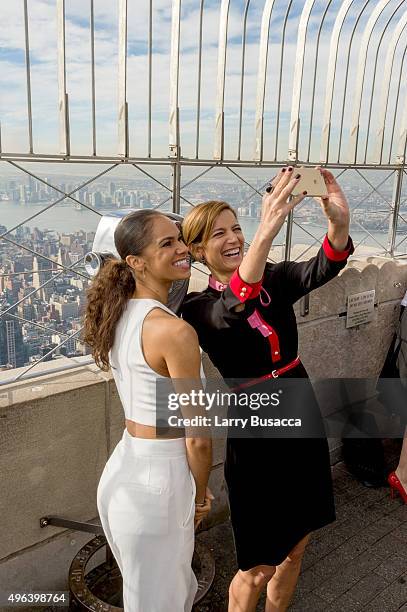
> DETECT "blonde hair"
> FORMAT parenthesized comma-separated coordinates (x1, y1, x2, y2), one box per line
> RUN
(182, 201, 237, 255)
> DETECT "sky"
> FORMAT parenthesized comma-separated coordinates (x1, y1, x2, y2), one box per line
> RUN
(0, 0, 407, 165)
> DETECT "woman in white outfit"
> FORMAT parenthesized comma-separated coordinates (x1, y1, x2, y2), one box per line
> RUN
(83, 210, 213, 612)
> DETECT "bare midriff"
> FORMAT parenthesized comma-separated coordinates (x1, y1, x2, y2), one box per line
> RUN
(125, 418, 185, 440)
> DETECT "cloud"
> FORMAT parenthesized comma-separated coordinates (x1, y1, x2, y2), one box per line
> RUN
(0, 0, 406, 163)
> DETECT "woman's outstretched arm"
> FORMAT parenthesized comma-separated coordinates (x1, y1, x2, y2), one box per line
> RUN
(238, 167, 306, 284)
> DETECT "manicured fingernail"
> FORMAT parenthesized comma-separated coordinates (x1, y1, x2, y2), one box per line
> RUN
(295, 173, 301, 179)
(288, 166, 293, 172)
(303, 190, 307, 195)
(281, 168, 286, 172)
(266, 186, 272, 193)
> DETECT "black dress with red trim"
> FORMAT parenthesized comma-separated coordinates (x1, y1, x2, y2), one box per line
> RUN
(181, 235, 354, 570)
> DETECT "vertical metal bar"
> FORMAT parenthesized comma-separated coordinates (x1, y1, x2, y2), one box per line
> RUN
(0, 121, 2, 154)
(320, 0, 354, 163)
(148, 0, 152, 157)
(90, 0, 96, 156)
(306, 0, 334, 163)
(172, 161, 181, 215)
(390, 45, 407, 163)
(23, 0, 33, 154)
(288, 0, 316, 163)
(337, 0, 370, 162)
(213, 0, 230, 160)
(169, 0, 181, 154)
(118, 0, 128, 157)
(171, 109, 181, 215)
(387, 168, 404, 256)
(237, 0, 251, 161)
(274, 1, 294, 162)
(347, 0, 392, 164)
(363, 2, 405, 164)
(195, 0, 204, 159)
(396, 57, 407, 163)
(254, 0, 277, 162)
(284, 209, 293, 261)
(373, 12, 407, 164)
(57, 0, 70, 156)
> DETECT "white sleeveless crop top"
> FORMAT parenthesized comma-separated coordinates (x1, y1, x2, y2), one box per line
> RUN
(108, 298, 202, 426)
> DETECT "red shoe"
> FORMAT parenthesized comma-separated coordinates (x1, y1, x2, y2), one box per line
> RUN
(388, 472, 407, 504)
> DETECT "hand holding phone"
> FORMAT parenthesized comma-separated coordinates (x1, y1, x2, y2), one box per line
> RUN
(290, 167, 328, 198)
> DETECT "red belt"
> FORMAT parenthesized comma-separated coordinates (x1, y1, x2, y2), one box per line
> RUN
(231, 356, 301, 392)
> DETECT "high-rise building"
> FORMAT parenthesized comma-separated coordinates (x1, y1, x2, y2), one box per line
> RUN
(249, 200, 257, 218)
(91, 192, 102, 208)
(0, 266, 6, 293)
(32, 227, 44, 241)
(32, 256, 53, 301)
(57, 246, 71, 268)
(43, 178, 52, 195)
(60, 235, 72, 247)
(78, 187, 87, 204)
(54, 331, 77, 354)
(0, 314, 27, 368)
(51, 297, 79, 320)
(28, 175, 39, 201)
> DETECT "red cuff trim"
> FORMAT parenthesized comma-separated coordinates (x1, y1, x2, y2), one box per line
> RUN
(229, 268, 263, 303)
(322, 235, 354, 262)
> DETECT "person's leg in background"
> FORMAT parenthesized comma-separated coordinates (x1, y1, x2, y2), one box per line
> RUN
(388, 428, 407, 503)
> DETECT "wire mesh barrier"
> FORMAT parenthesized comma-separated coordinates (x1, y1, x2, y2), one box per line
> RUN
(1, 0, 407, 380)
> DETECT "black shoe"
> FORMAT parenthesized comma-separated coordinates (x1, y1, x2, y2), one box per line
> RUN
(358, 474, 387, 488)
(342, 437, 387, 488)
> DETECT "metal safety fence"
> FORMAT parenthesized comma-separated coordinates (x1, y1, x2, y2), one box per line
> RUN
(1, 0, 407, 382)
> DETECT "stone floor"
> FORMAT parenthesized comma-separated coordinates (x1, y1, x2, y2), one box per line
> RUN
(196, 443, 407, 612)
(15, 442, 406, 612)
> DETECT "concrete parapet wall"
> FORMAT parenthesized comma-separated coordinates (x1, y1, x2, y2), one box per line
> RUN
(295, 257, 407, 378)
(0, 256, 406, 593)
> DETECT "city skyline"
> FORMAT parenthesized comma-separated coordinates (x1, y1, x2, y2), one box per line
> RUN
(1, 1, 407, 374)
(1, 168, 406, 371)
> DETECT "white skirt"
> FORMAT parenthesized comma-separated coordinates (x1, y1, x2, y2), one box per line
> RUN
(97, 429, 198, 612)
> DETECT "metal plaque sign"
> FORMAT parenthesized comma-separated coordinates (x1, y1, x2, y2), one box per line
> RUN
(346, 290, 375, 329)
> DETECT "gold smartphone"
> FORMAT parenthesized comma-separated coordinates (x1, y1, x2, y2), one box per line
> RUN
(290, 167, 328, 197)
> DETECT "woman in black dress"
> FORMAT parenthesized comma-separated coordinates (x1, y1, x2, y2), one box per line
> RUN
(181, 167, 353, 611)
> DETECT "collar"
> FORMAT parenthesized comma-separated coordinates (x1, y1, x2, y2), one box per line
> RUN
(208, 275, 229, 292)
(208, 272, 271, 307)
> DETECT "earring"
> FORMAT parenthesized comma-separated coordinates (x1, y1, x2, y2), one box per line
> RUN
(142, 267, 146, 280)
